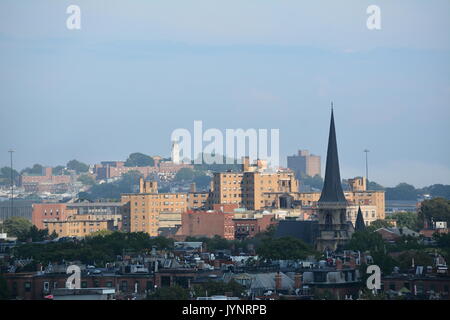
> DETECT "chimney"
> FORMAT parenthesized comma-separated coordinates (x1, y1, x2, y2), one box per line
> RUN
(294, 273, 302, 289)
(274, 272, 282, 291)
(139, 178, 145, 193)
(348, 257, 356, 269)
(336, 258, 343, 270)
(190, 182, 196, 193)
(45, 167, 52, 178)
(151, 181, 158, 193)
(242, 157, 250, 172)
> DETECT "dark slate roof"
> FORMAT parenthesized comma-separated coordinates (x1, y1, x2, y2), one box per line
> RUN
(355, 206, 366, 231)
(275, 220, 319, 245)
(318, 109, 347, 204)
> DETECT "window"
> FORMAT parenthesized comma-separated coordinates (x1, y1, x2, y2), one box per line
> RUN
(24, 282, 31, 292)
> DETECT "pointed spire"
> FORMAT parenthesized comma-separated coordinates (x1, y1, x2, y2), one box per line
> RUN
(355, 206, 366, 231)
(319, 108, 347, 204)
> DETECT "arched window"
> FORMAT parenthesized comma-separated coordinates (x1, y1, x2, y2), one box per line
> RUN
(325, 213, 333, 230)
(340, 211, 346, 224)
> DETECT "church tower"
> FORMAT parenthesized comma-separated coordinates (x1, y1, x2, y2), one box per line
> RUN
(315, 107, 353, 252)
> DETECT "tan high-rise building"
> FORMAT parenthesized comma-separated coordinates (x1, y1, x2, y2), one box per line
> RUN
(121, 191, 188, 236)
(287, 150, 321, 179)
(121, 178, 211, 236)
(348, 177, 367, 192)
(209, 157, 299, 210)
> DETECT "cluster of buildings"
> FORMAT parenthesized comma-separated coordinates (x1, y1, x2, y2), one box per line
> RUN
(26, 110, 387, 242)
(2, 109, 448, 300)
(0, 149, 193, 206)
(93, 158, 193, 182)
(2, 238, 448, 300)
(20, 167, 79, 194)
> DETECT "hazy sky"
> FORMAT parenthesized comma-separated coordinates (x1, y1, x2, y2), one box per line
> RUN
(0, 0, 449, 187)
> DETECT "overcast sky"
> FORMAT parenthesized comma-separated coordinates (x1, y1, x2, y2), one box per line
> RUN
(0, 0, 449, 187)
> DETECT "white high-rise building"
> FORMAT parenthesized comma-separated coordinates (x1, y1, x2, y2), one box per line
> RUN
(171, 141, 180, 164)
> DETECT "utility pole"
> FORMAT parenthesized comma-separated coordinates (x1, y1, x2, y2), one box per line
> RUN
(364, 149, 370, 183)
(8, 149, 15, 218)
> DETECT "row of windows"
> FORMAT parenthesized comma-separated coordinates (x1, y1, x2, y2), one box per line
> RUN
(134, 201, 185, 206)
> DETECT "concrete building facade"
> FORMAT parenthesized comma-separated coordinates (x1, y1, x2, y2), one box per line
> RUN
(287, 149, 321, 179)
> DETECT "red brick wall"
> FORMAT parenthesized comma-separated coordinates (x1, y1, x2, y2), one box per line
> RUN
(181, 210, 235, 240)
(32, 203, 71, 229)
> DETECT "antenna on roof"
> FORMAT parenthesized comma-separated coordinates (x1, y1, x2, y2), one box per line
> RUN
(331, 101, 334, 111)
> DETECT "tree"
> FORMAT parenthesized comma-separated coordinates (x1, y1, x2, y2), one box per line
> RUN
(433, 233, 450, 262)
(346, 231, 397, 274)
(193, 174, 212, 190)
(0, 167, 20, 186)
(396, 250, 433, 271)
(87, 230, 114, 237)
(17, 226, 54, 242)
(256, 237, 317, 260)
(367, 180, 385, 191)
(0, 274, 10, 300)
(147, 285, 189, 300)
(67, 160, 89, 173)
(52, 165, 66, 175)
(124, 153, 154, 167)
(419, 184, 450, 200)
(77, 174, 96, 186)
(21, 164, 44, 175)
(175, 168, 195, 181)
(366, 219, 393, 231)
(192, 280, 245, 298)
(389, 212, 419, 230)
(419, 198, 450, 227)
(118, 171, 143, 190)
(81, 171, 143, 201)
(2, 217, 32, 237)
(346, 231, 386, 252)
(385, 183, 417, 200)
(185, 235, 232, 251)
(12, 232, 174, 265)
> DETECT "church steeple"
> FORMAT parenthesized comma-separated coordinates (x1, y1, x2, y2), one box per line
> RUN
(318, 107, 347, 204)
(355, 206, 366, 231)
(315, 105, 352, 252)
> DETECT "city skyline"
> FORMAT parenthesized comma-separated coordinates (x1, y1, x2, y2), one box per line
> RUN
(1, 0, 449, 187)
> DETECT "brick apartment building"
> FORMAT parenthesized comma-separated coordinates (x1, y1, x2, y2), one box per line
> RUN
(208, 157, 299, 211)
(177, 204, 236, 240)
(32, 203, 77, 229)
(233, 214, 277, 240)
(20, 167, 74, 193)
(3, 267, 220, 300)
(121, 179, 212, 236)
(382, 274, 450, 299)
(45, 215, 116, 237)
(32, 202, 124, 237)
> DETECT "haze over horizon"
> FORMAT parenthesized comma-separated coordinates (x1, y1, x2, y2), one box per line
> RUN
(1, 0, 449, 188)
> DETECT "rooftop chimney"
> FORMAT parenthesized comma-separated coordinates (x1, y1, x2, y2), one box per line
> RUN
(275, 272, 282, 291)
